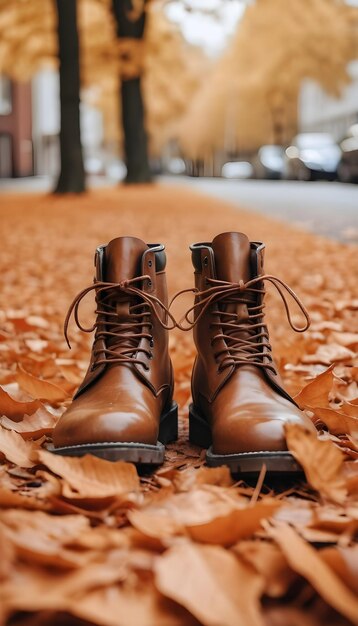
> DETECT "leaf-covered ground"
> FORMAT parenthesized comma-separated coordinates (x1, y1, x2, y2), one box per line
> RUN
(0, 185, 357, 626)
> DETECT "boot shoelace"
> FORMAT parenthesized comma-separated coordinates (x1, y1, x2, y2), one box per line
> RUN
(171, 274, 310, 374)
(64, 275, 176, 370)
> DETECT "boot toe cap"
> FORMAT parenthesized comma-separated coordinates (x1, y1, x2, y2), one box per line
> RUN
(212, 402, 315, 455)
(53, 405, 158, 448)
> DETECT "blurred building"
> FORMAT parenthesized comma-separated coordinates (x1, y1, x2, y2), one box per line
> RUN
(0, 70, 104, 179)
(299, 60, 358, 139)
(0, 76, 33, 177)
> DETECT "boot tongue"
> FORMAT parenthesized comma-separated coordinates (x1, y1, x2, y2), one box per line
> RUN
(211, 232, 252, 283)
(104, 237, 148, 282)
(102, 237, 149, 355)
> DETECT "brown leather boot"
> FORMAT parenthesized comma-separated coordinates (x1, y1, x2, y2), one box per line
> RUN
(51, 237, 178, 465)
(184, 232, 316, 475)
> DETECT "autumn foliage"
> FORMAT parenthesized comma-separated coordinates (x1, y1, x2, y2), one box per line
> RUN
(0, 186, 357, 626)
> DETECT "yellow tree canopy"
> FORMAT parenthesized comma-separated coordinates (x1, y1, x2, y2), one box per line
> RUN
(0, 0, 207, 154)
(144, 3, 208, 153)
(0, 0, 118, 85)
(178, 0, 358, 158)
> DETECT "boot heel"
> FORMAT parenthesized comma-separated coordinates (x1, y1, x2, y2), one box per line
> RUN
(189, 404, 212, 448)
(159, 402, 178, 444)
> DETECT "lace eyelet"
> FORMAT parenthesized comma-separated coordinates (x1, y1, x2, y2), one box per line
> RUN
(150, 338, 154, 348)
(203, 256, 208, 267)
(148, 260, 153, 268)
(148, 280, 152, 288)
(148, 352, 153, 360)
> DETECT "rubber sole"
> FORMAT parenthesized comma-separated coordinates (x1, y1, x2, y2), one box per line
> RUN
(47, 402, 178, 465)
(189, 403, 302, 476)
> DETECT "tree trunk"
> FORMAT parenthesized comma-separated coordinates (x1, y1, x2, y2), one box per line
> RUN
(54, 0, 85, 194)
(112, 0, 152, 184)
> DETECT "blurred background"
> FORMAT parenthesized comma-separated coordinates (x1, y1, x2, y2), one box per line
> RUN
(0, 0, 357, 240)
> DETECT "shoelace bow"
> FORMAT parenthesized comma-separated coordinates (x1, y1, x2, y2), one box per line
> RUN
(171, 274, 310, 374)
(64, 275, 176, 369)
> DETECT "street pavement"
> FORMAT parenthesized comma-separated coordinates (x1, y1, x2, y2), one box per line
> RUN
(165, 177, 358, 243)
(1, 175, 357, 243)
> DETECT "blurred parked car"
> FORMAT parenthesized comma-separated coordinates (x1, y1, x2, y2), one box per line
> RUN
(221, 161, 253, 179)
(338, 124, 358, 184)
(251, 145, 285, 179)
(285, 133, 341, 181)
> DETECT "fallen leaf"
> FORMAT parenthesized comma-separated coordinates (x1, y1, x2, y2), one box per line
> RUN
(0, 427, 38, 468)
(17, 365, 69, 403)
(294, 365, 334, 408)
(173, 465, 234, 491)
(186, 499, 280, 546)
(24, 339, 49, 353)
(71, 579, 196, 626)
(155, 542, 264, 626)
(37, 450, 140, 498)
(331, 332, 358, 348)
(0, 509, 91, 568)
(269, 523, 358, 624)
(0, 486, 47, 510)
(285, 424, 347, 504)
(0, 407, 59, 439)
(321, 545, 358, 594)
(302, 344, 355, 365)
(340, 399, 358, 418)
(312, 405, 358, 438)
(233, 540, 295, 598)
(0, 386, 41, 421)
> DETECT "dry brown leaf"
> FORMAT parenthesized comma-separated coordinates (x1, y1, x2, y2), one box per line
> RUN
(233, 540, 295, 598)
(185, 499, 280, 546)
(0, 486, 48, 510)
(0, 509, 91, 568)
(268, 523, 358, 624)
(0, 525, 14, 581)
(155, 542, 264, 626)
(37, 450, 140, 498)
(17, 365, 69, 403)
(310, 504, 358, 536)
(302, 344, 355, 365)
(173, 465, 233, 491)
(1, 557, 136, 615)
(0, 426, 38, 468)
(24, 338, 49, 353)
(263, 606, 329, 626)
(312, 405, 358, 438)
(294, 365, 334, 408)
(0, 406, 59, 439)
(0, 385, 41, 421)
(341, 399, 358, 418)
(129, 486, 278, 545)
(285, 423, 347, 504)
(71, 579, 197, 626)
(344, 461, 358, 494)
(321, 545, 358, 595)
(331, 332, 358, 348)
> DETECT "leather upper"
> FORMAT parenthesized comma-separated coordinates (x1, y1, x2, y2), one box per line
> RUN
(53, 237, 174, 448)
(190, 232, 316, 454)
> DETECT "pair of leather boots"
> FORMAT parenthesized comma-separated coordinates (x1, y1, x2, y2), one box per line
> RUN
(52, 232, 315, 475)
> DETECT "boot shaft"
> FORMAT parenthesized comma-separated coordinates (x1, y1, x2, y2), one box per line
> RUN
(72, 236, 173, 399)
(189, 232, 298, 405)
(190, 232, 266, 365)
